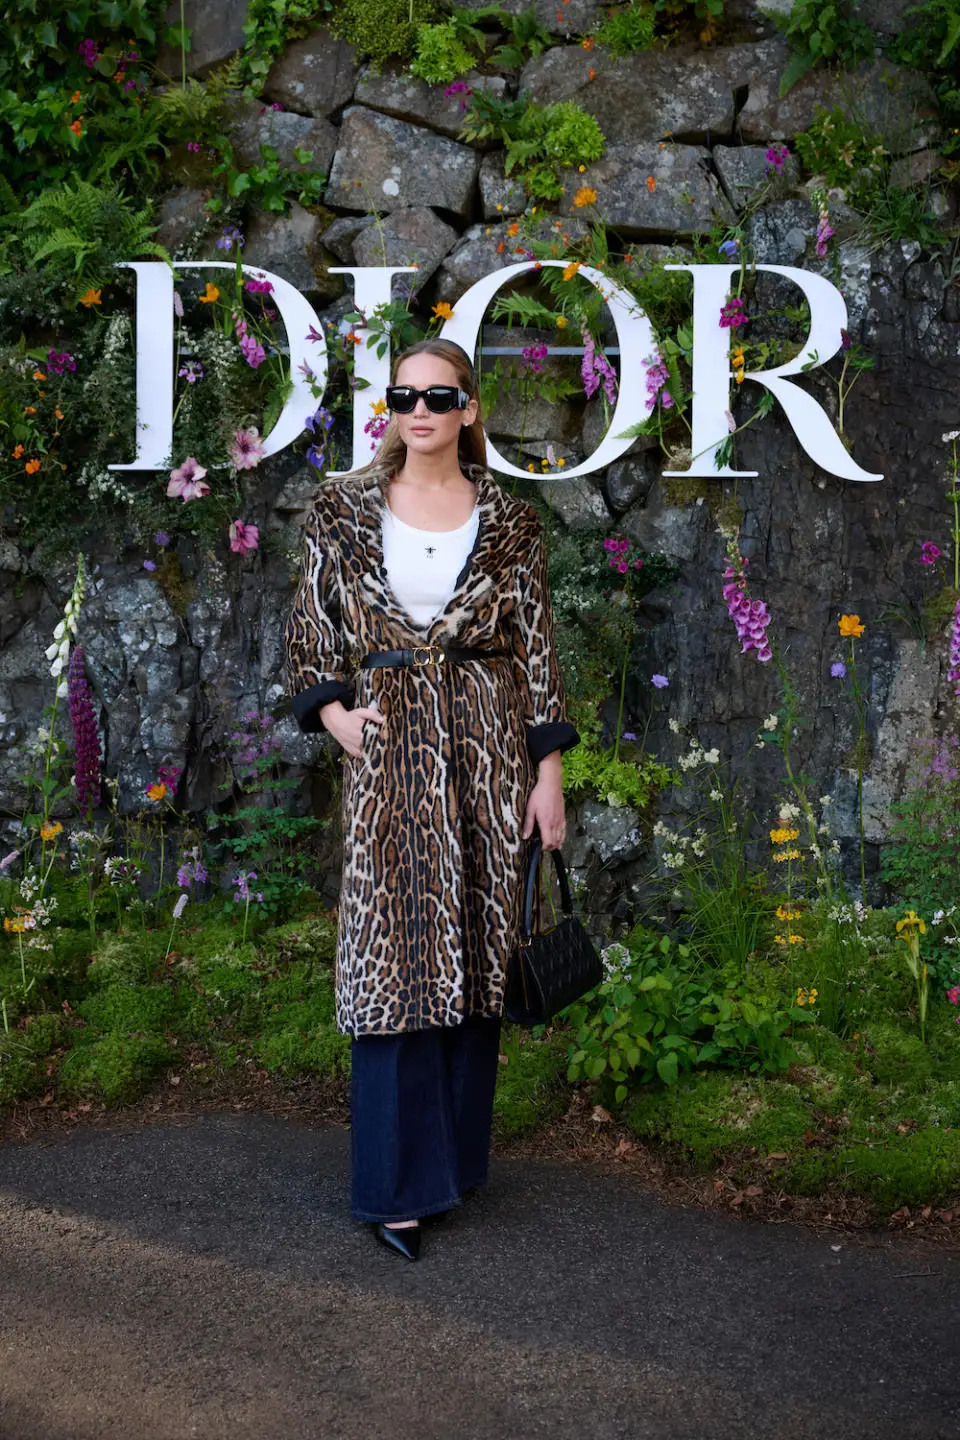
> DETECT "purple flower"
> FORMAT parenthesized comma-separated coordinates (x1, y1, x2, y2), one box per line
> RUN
(921, 541, 941, 566)
(178, 362, 204, 384)
(177, 848, 208, 889)
(831, 661, 847, 678)
(305, 406, 335, 435)
(521, 342, 549, 374)
(948, 597, 960, 698)
(154, 530, 170, 547)
(239, 332, 267, 369)
(581, 328, 617, 405)
(186, 141, 200, 152)
(67, 646, 101, 819)
(651, 674, 669, 689)
(815, 204, 834, 259)
(840, 328, 852, 351)
(719, 297, 748, 329)
(765, 143, 790, 172)
(306, 445, 326, 470)
(722, 551, 772, 662)
(216, 226, 245, 251)
(444, 80, 472, 97)
(244, 277, 274, 295)
(718, 238, 740, 258)
(643, 349, 671, 410)
(233, 869, 259, 903)
(47, 349, 76, 374)
(143, 559, 157, 572)
(77, 38, 99, 66)
(229, 426, 266, 471)
(621, 731, 637, 741)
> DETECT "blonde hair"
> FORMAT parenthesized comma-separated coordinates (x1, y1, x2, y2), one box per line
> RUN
(347, 337, 487, 482)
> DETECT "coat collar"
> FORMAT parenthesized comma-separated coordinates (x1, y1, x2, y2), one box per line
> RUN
(351, 461, 506, 641)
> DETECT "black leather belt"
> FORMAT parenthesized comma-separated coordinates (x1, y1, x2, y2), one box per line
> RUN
(359, 644, 510, 669)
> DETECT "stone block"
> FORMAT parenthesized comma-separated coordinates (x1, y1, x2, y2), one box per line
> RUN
(713, 144, 801, 208)
(153, 187, 214, 255)
(156, 0, 249, 78)
(225, 102, 337, 174)
(479, 154, 528, 218)
(242, 203, 323, 294)
(557, 143, 735, 236)
(354, 65, 506, 141)
(325, 107, 480, 218)
(433, 217, 589, 304)
(319, 214, 377, 262)
(351, 207, 459, 286)
(889, 149, 943, 189)
(456, 0, 606, 37)
(261, 28, 358, 116)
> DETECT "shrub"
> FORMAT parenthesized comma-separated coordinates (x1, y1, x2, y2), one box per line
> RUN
(329, 0, 440, 67)
(594, 2, 657, 54)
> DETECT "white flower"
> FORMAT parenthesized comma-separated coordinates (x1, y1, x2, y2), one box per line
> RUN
(53, 620, 66, 640)
(173, 893, 188, 919)
(778, 803, 801, 821)
(709, 789, 723, 801)
(668, 719, 681, 734)
(703, 748, 720, 764)
(819, 795, 833, 806)
(943, 431, 960, 442)
(653, 820, 670, 837)
(678, 753, 700, 771)
(44, 642, 59, 661)
(762, 714, 779, 731)
(57, 681, 69, 699)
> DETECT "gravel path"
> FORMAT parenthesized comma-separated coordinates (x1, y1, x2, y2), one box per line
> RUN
(1, 1113, 957, 1440)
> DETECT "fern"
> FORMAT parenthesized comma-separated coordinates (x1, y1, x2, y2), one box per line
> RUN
(19, 179, 171, 299)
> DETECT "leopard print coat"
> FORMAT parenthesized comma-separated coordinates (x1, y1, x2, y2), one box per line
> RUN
(283, 460, 580, 1037)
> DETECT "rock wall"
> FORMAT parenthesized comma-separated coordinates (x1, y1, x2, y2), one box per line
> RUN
(3, 0, 959, 921)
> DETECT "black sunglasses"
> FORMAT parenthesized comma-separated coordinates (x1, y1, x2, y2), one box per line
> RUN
(385, 385, 471, 415)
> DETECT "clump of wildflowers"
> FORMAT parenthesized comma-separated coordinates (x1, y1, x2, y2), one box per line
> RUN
(921, 541, 941, 566)
(176, 846, 207, 891)
(603, 535, 644, 575)
(521, 342, 549, 373)
(765, 143, 790, 172)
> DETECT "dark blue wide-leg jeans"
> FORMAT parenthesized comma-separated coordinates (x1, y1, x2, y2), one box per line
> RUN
(350, 1013, 502, 1223)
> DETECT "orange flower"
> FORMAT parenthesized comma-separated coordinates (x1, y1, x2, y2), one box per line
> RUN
(507, 222, 519, 236)
(71, 90, 81, 104)
(647, 176, 657, 192)
(55, 407, 64, 421)
(70, 119, 83, 137)
(11, 444, 23, 458)
(839, 614, 865, 638)
(113, 70, 125, 82)
(32, 370, 46, 381)
(624, 254, 633, 264)
(25, 459, 41, 474)
(198, 282, 220, 304)
(582, 35, 595, 49)
(573, 185, 597, 208)
(588, 66, 595, 80)
(556, 316, 568, 328)
(496, 241, 506, 253)
(562, 261, 581, 281)
(146, 783, 168, 802)
(23, 406, 36, 415)
(79, 287, 102, 307)
(432, 302, 455, 321)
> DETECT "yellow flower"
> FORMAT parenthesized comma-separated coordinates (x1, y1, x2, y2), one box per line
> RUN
(557, 457, 566, 466)
(146, 782, 168, 802)
(573, 185, 598, 208)
(809, 988, 818, 1000)
(3, 916, 27, 933)
(432, 302, 454, 321)
(788, 934, 805, 945)
(198, 283, 220, 305)
(896, 909, 926, 935)
(40, 821, 62, 842)
(776, 905, 802, 920)
(496, 203, 504, 211)
(773, 848, 802, 862)
(796, 987, 807, 1004)
(769, 827, 800, 845)
(370, 399, 388, 416)
(527, 463, 535, 472)
(79, 288, 102, 307)
(562, 261, 581, 281)
(556, 315, 568, 328)
(578, 164, 586, 173)
(838, 614, 865, 637)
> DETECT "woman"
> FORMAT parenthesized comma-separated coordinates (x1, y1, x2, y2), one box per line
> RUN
(283, 338, 580, 1260)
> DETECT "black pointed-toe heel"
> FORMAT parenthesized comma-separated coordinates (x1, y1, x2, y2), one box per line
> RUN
(374, 1221, 422, 1260)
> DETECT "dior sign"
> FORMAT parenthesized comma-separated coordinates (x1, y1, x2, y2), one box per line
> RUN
(110, 259, 883, 484)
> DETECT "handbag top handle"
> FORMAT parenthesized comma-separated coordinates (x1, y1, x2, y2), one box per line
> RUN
(521, 826, 574, 941)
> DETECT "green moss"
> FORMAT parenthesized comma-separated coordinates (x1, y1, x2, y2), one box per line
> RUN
(329, 0, 440, 67)
(75, 983, 184, 1034)
(492, 1023, 570, 1139)
(625, 1069, 816, 1168)
(59, 1033, 178, 1104)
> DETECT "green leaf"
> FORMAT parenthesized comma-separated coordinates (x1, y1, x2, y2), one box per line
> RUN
(779, 50, 816, 98)
(656, 1051, 679, 1085)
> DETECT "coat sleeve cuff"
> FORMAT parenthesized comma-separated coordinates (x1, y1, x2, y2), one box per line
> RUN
(290, 680, 355, 734)
(526, 720, 580, 765)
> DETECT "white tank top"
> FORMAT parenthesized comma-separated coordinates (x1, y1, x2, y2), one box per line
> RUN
(382, 501, 480, 626)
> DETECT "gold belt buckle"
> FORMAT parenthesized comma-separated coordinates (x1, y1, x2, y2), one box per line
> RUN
(412, 645, 445, 665)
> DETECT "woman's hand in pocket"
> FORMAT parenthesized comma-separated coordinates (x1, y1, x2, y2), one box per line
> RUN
(319, 702, 385, 759)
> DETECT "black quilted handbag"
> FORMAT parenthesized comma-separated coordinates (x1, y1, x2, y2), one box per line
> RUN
(504, 825, 603, 1027)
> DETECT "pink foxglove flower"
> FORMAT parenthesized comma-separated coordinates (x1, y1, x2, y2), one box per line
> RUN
(229, 427, 266, 471)
(167, 457, 209, 502)
(948, 596, 960, 697)
(229, 520, 260, 555)
(67, 646, 102, 818)
(722, 538, 772, 662)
